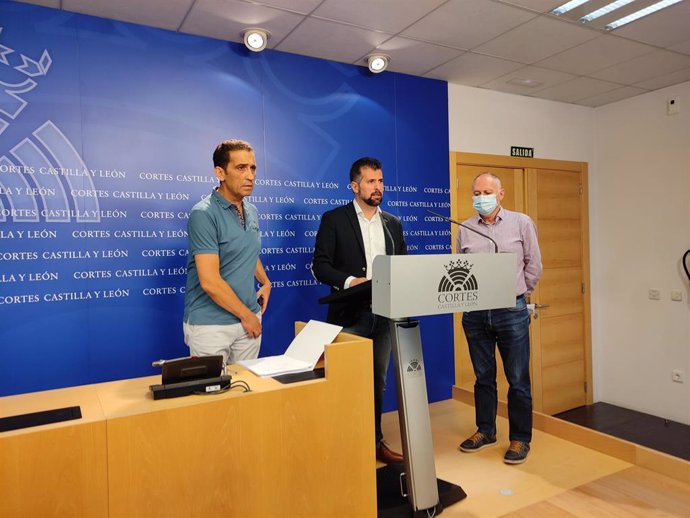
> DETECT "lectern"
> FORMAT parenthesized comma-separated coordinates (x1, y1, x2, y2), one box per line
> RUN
(372, 252, 517, 514)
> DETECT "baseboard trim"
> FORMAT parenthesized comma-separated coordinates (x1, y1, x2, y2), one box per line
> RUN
(451, 385, 690, 484)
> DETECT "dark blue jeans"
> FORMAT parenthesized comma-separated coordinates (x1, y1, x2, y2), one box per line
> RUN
(462, 296, 532, 443)
(342, 309, 391, 447)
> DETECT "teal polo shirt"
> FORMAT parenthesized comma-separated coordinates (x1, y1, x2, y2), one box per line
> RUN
(183, 189, 261, 325)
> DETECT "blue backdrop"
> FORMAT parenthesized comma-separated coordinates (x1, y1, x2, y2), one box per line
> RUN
(0, 2, 453, 410)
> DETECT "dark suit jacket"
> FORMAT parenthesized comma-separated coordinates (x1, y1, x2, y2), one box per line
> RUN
(312, 202, 407, 326)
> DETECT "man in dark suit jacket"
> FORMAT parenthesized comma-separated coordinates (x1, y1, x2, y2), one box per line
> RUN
(312, 157, 406, 464)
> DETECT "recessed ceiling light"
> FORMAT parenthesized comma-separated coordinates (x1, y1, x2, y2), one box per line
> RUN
(605, 0, 684, 30)
(579, 0, 635, 23)
(552, 0, 685, 28)
(506, 77, 543, 88)
(551, 0, 589, 16)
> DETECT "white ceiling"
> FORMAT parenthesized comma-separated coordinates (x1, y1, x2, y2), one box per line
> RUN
(15, 0, 690, 107)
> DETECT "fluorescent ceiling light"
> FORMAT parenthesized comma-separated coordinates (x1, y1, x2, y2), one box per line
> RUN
(551, 0, 590, 15)
(579, 0, 635, 22)
(605, 0, 684, 29)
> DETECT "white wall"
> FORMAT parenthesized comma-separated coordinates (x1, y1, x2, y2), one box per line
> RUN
(448, 82, 690, 425)
(448, 84, 594, 162)
(593, 82, 690, 425)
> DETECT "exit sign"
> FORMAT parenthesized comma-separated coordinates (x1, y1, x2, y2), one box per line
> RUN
(511, 146, 534, 158)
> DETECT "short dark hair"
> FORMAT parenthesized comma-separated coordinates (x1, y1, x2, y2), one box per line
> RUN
(349, 157, 382, 183)
(213, 140, 254, 169)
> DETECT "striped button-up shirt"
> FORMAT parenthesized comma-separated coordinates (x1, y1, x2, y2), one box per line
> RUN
(456, 207, 542, 296)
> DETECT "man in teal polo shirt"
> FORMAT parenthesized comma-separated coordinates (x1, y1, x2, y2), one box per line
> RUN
(183, 140, 271, 364)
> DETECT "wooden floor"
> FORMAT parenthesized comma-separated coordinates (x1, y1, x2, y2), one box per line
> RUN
(380, 400, 690, 518)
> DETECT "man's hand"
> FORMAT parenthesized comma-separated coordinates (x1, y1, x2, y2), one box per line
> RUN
(256, 282, 271, 314)
(349, 277, 368, 287)
(240, 311, 262, 338)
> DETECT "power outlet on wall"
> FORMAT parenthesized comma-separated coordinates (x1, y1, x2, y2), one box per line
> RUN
(672, 370, 684, 383)
(667, 97, 679, 115)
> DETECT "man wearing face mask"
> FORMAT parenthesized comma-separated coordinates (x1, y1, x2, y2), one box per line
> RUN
(456, 172, 542, 465)
(312, 157, 407, 465)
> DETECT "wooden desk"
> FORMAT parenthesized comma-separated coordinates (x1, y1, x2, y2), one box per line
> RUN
(0, 329, 376, 518)
(0, 385, 108, 518)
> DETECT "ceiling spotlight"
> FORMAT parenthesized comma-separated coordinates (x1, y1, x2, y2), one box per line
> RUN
(367, 54, 390, 74)
(243, 28, 270, 52)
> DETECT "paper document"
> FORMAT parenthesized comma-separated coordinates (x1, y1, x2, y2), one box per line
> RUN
(237, 320, 342, 377)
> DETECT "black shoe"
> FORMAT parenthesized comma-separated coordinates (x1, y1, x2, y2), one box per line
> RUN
(459, 431, 497, 453)
(504, 441, 530, 464)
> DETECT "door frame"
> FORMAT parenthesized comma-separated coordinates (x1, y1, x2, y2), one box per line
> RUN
(450, 151, 593, 411)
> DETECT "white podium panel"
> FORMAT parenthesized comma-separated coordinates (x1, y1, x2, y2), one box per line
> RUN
(371, 253, 516, 513)
(372, 253, 517, 319)
(390, 320, 439, 510)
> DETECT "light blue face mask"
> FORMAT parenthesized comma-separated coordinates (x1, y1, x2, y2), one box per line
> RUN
(472, 194, 498, 216)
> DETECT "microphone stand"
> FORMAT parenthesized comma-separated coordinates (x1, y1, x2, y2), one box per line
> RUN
(426, 210, 499, 253)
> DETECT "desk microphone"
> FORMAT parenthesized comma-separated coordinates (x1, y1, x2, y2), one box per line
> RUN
(151, 356, 193, 368)
(426, 210, 499, 253)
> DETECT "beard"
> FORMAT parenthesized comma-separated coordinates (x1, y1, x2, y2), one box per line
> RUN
(362, 191, 382, 207)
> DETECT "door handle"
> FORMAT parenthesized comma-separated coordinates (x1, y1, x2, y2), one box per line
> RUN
(527, 303, 549, 319)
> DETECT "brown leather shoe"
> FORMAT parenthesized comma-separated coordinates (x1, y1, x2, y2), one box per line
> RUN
(376, 441, 404, 464)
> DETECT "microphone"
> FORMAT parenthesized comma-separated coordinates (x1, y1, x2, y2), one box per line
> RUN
(151, 356, 194, 368)
(426, 210, 499, 253)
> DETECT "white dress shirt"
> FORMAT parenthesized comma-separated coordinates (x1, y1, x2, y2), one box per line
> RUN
(344, 201, 386, 289)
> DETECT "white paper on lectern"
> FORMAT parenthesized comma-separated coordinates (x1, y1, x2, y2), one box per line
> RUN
(237, 320, 342, 377)
(238, 355, 311, 377)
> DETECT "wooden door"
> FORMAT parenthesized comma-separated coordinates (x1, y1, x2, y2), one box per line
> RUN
(450, 152, 592, 415)
(527, 168, 589, 414)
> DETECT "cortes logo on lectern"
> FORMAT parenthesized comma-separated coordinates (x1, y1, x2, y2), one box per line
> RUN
(406, 358, 423, 377)
(436, 260, 480, 309)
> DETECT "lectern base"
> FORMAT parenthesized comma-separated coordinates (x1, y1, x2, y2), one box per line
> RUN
(376, 464, 466, 518)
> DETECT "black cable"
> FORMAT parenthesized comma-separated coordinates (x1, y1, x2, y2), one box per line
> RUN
(683, 249, 690, 282)
(230, 380, 252, 392)
(192, 379, 252, 395)
(192, 381, 232, 396)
